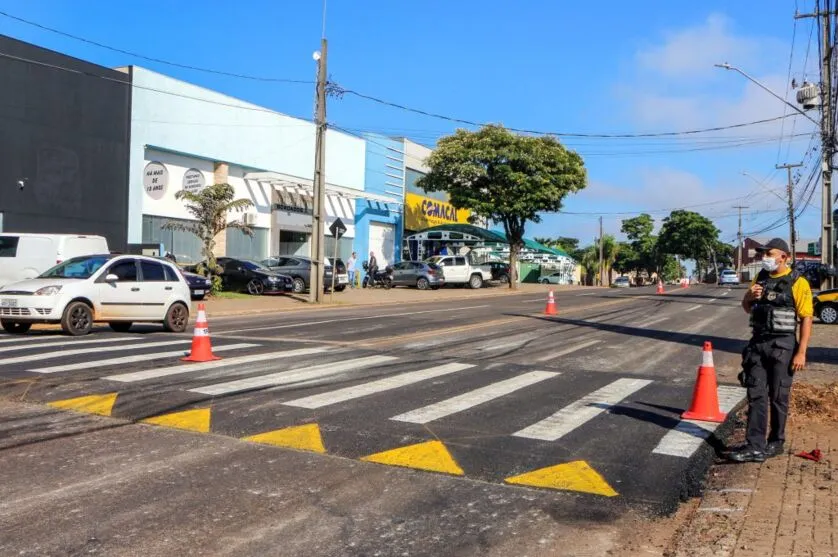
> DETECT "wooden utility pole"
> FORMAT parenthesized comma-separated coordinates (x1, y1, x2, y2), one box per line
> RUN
(310, 39, 328, 303)
(776, 163, 803, 263)
(598, 216, 605, 286)
(733, 205, 748, 274)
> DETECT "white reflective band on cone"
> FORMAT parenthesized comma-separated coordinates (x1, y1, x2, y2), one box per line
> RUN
(702, 350, 714, 367)
(197, 311, 207, 322)
(193, 327, 209, 337)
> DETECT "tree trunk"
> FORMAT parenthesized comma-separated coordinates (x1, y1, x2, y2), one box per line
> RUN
(508, 245, 519, 290)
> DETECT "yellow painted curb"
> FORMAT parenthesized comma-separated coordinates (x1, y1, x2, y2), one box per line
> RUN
(362, 440, 464, 476)
(48, 393, 118, 417)
(505, 460, 618, 497)
(141, 408, 211, 433)
(243, 423, 326, 453)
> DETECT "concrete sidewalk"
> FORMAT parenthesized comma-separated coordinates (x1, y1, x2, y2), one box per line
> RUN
(200, 282, 598, 316)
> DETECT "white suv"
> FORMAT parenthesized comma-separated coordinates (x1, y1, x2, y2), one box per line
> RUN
(0, 254, 191, 336)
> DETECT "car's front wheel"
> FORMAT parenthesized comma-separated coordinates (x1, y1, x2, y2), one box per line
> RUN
(417, 277, 430, 290)
(1, 320, 32, 334)
(61, 301, 93, 336)
(819, 303, 838, 324)
(292, 277, 306, 293)
(109, 322, 133, 333)
(541, 279, 550, 285)
(163, 302, 190, 333)
(247, 279, 265, 296)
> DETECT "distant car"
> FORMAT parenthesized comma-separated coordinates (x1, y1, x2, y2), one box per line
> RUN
(0, 254, 190, 336)
(487, 262, 510, 284)
(211, 257, 293, 295)
(540, 272, 565, 285)
(391, 261, 445, 290)
(183, 271, 212, 300)
(261, 255, 347, 293)
(718, 269, 740, 286)
(813, 288, 838, 324)
(613, 276, 631, 288)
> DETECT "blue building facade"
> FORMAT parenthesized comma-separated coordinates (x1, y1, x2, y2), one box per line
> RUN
(354, 134, 405, 267)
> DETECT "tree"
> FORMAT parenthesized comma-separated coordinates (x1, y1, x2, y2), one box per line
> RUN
(418, 125, 587, 288)
(613, 242, 638, 276)
(621, 213, 661, 280)
(534, 236, 580, 253)
(658, 210, 721, 280)
(598, 234, 620, 285)
(577, 245, 600, 285)
(163, 183, 253, 289)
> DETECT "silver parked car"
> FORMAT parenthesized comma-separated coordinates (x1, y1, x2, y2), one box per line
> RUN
(540, 272, 566, 285)
(391, 261, 445, 290)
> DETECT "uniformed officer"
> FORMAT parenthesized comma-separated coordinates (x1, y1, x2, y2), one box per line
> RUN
(727, 238, 813, 463)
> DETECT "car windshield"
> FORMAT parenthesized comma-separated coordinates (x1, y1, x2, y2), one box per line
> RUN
(240, 260, 268, 271)
(39, 255, 110, 279)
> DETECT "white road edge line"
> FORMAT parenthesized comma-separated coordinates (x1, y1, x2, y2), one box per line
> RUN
(1, 339, 186, 366)
(651, 385, 746, 458)
(30, 343, 259, 374)
(536, 340, 602, 362)
(188, 355, 398, 396)
(391, 370, 559, 424)
(284, 362, 475, 409)
(514, 378, 653, 441)
(105, 347, 328, 382)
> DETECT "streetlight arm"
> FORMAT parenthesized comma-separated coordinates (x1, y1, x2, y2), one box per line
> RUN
(715, 63, 821, 126)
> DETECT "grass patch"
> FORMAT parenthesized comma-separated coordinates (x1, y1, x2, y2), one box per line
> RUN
(210, 291, 252, 300)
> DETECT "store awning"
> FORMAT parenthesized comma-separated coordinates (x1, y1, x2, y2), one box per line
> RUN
(244, 171, 400, 205)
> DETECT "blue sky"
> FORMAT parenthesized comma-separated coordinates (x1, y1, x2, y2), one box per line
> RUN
(0, 0, 821, 248)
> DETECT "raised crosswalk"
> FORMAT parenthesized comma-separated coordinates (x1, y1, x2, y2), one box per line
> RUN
(0, 332, 746, 465)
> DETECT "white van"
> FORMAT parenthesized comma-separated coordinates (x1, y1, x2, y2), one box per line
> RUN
(0, 234, 109, 287)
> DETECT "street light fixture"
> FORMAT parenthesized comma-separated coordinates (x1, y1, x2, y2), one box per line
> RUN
(715, 63, 820, 126)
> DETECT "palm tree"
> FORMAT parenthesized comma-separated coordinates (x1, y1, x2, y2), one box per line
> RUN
(579, 246, 599, 286)
(601, 234, 619, 285)
(163, 183, 253, 284)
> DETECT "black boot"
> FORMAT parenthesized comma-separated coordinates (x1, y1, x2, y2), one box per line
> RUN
(765, 441, 785, 458)
(727, 446, 766, 463)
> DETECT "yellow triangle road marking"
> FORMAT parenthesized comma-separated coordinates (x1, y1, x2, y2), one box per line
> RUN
(361, 440, 464, 476)
(141, 408, 211, 433)
(243, 424, 326, 453)
(505, 460, 618, 497)
(48, 393, 118, 417)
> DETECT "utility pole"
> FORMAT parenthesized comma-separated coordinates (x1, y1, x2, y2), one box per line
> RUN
(797, 6, 835, 287)
(309, 39, 328, 303)
(733, 205, 748, 274)
(598, 216, 604, 287)
(776, 163, 803, 264)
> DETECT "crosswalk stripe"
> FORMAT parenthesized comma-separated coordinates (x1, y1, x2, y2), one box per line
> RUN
(0, 336, 142, 354)
(1, 339, 186, 366)
(104, 347, 329, 383)
(391, 370, 559, 424)
(513, 378, 653, 441)
(188, 355, 398, 396)
(686, 305, 702, 312)
(29, 343, 259, 374)
(708, 298, 718, 303)
(283, 362, 475, 409)
(0, 335, 65, 345)
(636, 316, 669, 328)
(536, 340, 602, 362)
(652, 386, 745, 458)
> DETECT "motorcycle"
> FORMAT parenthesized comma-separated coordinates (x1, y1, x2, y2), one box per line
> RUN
(361, 261, 394, 289)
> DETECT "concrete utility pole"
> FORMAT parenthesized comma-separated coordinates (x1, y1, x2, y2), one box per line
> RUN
(310, 39, 328, 304)
(598, 216, 605, 286)
(776, 163, 803, 264)
(733, 205, 748, 274)
(796, 7, 835, 287)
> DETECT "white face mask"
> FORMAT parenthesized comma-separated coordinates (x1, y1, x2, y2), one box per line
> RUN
(761, 256, 780, 272)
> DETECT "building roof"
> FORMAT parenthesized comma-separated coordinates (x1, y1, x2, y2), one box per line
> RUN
(409, 224, 573, 259)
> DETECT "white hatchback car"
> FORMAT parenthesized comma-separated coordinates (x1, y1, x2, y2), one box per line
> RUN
(0, 254, 191, 336)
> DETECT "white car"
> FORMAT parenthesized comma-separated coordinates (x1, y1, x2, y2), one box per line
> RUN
(718, 269, 740, 286)
(0, 254, 191, 336)
(613, 276, 631, 288)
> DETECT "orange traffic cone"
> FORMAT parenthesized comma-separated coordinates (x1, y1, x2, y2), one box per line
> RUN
(544, 290, 558, 315)
(681, 341, 726, 422)
(656, 280, 664, 294)
(182, 303, 221, 362)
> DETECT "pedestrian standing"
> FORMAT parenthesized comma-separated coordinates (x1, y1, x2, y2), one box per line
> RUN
(727, 238, 813, 463)
(347, 252, 357, 288)
(368, 251, 378, 287)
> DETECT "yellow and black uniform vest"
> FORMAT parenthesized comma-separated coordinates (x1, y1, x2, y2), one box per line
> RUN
(750, 269, 799, 336)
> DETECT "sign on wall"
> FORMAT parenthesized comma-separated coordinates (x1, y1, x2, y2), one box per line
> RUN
(182, 168, 206, 194)
(143, 162, 168, 200)
(404, 192, 470, 230)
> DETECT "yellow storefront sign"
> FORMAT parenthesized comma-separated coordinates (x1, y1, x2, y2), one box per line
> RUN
(405, 192, 470, 230)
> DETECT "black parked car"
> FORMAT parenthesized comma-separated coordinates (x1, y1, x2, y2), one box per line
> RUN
(487, 262, 510, 284)
(261, 255, 348, 293)
(183, 271, 212, 300)
(189, 257, 293, 295)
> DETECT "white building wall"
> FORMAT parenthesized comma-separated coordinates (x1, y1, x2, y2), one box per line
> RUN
(403, 139, 431, 173)
(125, 66, 365, 243)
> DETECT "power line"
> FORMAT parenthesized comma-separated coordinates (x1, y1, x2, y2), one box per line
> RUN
(0, 9, 313, 84)
(777, 10, 799, 163)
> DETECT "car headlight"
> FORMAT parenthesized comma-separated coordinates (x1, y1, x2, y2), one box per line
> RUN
(34, 285, 62, 296)
(267, 276, 279, 282)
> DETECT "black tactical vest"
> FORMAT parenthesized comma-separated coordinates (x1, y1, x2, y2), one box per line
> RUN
(750, 269, 799, 336)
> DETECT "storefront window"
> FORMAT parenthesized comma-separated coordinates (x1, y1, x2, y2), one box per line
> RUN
(227, 227, 268, 261)
(142, 215, 202, 264)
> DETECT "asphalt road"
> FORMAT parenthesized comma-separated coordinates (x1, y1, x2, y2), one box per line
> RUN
(0, 284, 752, 556)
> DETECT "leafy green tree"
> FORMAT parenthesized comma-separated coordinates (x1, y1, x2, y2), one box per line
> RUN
(598, 234, 619, 285)
(418, 125, 587, 288)
(163, 183, 253, 291)
(621, 213, 662, 280)
(577, 245, 600, 286)
(613, 242, 639, 276)
(658, 210, 721, 280)
(535, 236, 580, 254)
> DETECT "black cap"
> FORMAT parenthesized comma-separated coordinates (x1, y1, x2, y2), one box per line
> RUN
(756, 238, 791, 254)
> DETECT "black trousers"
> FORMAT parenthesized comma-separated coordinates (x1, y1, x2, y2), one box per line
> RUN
(742, 336, 795, 450)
